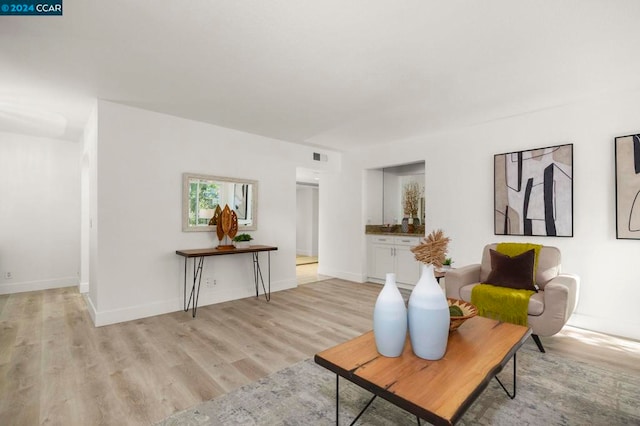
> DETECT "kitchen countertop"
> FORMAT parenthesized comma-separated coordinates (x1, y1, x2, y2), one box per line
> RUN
(365, 224, 425, 238)
(366, 231, 425, 237)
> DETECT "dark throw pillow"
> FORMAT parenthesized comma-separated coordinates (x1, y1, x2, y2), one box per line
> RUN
(486, 249, 537, 292)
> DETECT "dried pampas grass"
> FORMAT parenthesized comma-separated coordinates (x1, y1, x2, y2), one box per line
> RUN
(411, 229, 450, 268)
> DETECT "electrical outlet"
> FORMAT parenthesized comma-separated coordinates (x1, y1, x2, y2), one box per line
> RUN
(4, 272, 12, 279)
(204, 277, 216, 288)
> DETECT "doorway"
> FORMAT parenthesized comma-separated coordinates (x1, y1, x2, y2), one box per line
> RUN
(295, 168, 328, 285)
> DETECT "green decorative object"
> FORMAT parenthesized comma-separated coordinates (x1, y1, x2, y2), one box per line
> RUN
(233, 233, 253, 249)
(471, 284, 534, 326)
(449, 305, 464, 317)
(447, 298, 478, 332)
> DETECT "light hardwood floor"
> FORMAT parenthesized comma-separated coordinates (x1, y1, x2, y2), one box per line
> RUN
(1, 280, 639, 425)
(296, 262, 331, 285)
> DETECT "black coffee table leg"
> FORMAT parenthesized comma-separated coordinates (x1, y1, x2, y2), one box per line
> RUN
(494, 353, 517, 399)
(335, 374, 379, 426)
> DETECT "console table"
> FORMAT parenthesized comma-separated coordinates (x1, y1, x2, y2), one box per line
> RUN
(175, 245, 278, 317)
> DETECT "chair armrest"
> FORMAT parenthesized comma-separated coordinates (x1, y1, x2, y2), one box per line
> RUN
(445, 264, 481, 299)
(544, 273, 580, 321)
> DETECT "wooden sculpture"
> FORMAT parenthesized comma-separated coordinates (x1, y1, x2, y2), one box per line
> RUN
(208, 204, 222, 226)
(216, 204, 238, 250)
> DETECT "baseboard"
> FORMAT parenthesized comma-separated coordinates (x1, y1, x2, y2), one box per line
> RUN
(317, 266, 365, 283)
(296, 250, 312, 257)
(364, 277, 417, 291)
(93, 297, 182, 327)
(78, 281, 89, 293)
(0, 276, 78, 295)
(271, 277, 297, 292)
(197, 278, 297, 305)
(85, 294, 97, 325)
(90, 277, 298, 327)
(568, 312, 639, 341)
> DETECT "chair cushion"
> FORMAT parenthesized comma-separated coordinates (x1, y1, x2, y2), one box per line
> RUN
(485, 249, 538, 292)
(459, 283, 544, 316)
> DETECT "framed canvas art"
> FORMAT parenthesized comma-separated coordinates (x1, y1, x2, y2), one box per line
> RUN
(615, 134, 640, 239)
(494, 144, 573, 237)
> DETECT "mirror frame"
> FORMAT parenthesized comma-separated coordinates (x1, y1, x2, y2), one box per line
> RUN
(182, 172, 258, 232)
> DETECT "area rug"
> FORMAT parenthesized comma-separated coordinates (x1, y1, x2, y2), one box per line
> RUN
(157, 340, 639, 425)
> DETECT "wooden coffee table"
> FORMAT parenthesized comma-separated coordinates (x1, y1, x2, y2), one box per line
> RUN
(315, 316, 531, 426)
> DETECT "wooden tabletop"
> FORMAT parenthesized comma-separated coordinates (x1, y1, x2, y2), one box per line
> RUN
(314, 316, 531, 426)
(175, 245, 278, 257)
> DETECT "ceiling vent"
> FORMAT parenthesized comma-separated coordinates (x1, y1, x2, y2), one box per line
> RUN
(313, 152, 328, 162)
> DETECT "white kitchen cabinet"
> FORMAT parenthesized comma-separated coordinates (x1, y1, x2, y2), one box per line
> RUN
(367, 235, 421, 286)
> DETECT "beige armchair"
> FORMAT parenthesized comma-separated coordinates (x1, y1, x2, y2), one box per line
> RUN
(446, 243, 579, 352)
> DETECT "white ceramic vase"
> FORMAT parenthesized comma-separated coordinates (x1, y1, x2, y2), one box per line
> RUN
(408, 264, 450, 360)
(373, 273, 408, 357)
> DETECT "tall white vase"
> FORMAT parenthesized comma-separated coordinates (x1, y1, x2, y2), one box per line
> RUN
(408, 264, 450, 360)
(373, 273, 408, 357)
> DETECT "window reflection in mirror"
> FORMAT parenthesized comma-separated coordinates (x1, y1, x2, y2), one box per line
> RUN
(182, 173, 257, 231)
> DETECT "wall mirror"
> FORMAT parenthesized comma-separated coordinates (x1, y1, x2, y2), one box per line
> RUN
(182, 173, 258, 232)
(382, 162, 425, 224)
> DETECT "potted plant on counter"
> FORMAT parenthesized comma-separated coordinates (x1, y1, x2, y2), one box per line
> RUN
(442, 257, 453, 270)
(233, 233, 253, 248)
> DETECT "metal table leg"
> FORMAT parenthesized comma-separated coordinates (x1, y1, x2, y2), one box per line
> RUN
(184, 256, 204, 317)
(337, 374, 410, 426)
(494, 353, 517, 399)
(252, 251, 271, 301)
(336, 375, 339, 425)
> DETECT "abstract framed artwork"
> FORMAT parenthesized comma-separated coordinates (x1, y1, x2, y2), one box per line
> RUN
(494, 144, 573, 237)
(615, 134, 640, 239)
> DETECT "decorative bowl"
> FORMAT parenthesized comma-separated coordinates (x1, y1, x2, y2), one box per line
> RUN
(447, 298, 478, 332)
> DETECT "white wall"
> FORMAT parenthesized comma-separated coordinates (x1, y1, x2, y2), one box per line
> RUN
(322, 89, 640, 341)
(318, 157, 368, 283)
(88, 100, 338, 325)
(365, 169, 383, 225)
(80, 103, 97, 297)
(83, 105, 99, 320)
(0, 131, 80, 294)
(296, 184, 318, 257)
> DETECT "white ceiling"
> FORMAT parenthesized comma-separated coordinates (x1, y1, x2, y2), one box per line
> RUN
(1, 1, 640, 151)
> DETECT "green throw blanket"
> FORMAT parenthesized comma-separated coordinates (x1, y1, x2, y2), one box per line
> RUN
(471, 284, 534, 326)
(471, 242, 542, 326)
